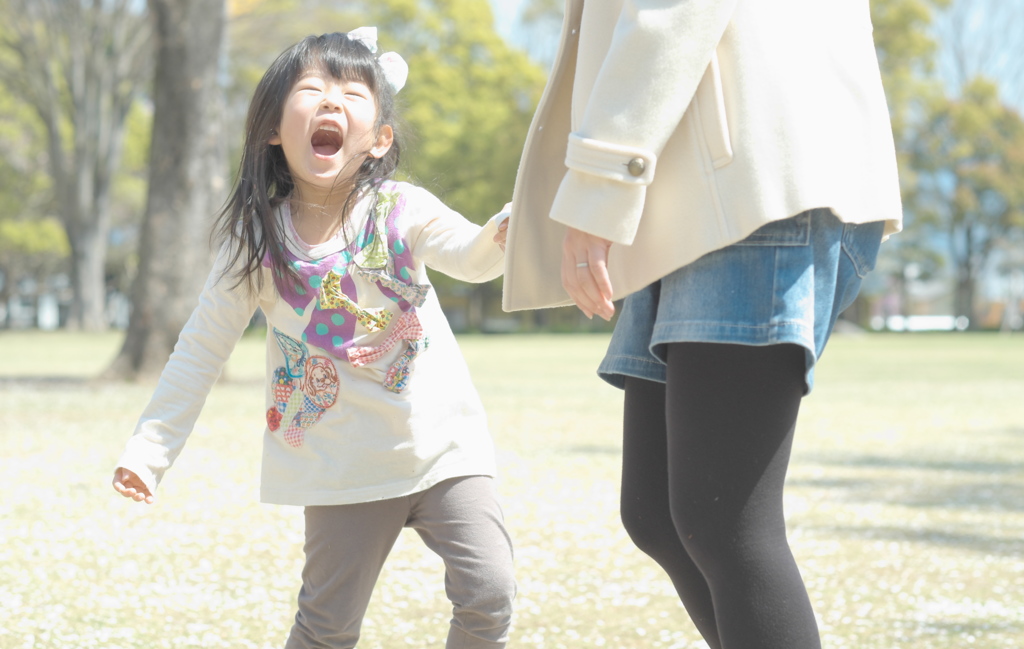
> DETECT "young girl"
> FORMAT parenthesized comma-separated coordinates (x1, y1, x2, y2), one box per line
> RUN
(112, 28, 515, 649)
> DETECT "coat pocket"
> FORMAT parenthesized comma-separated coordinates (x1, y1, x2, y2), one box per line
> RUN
(694, 52, 733, 169)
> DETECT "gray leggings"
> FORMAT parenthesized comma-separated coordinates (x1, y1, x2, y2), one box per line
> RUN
(284, 476, 516, 649)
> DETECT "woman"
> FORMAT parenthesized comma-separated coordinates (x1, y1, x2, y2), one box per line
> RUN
(502, 1, 902, 647)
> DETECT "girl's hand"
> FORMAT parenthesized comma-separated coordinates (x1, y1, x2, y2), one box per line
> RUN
(561, 226, 615, 321)
(494, 216, 509, 251)
(112, 467, 155, 504)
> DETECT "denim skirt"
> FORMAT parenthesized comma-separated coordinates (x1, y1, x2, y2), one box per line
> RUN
(597, 208, 885, 393)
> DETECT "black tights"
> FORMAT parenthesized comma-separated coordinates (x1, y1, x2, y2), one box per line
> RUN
(620, 342, 820, 649)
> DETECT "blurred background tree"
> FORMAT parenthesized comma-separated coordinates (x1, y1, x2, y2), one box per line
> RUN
(0, 84, 64, 329)
(925, 0, 1024, 327)
(0, 0, 151, 331)
(103, 0, 229, 380)
(869, 0, 1024, 328)
(911, 78, 1024, 327)
(864, 0, 952, 326)
(0, 0, 1022, 355)
(515, 0, 563, 65)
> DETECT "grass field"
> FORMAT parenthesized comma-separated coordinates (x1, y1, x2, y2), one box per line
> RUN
(0, 330, 1022, 648)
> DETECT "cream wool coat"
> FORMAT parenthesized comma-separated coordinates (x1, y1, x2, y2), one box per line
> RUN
(502, 0, 904, 311)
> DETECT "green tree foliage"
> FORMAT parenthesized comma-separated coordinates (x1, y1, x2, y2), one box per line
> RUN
(0, 219, 70, 276)
(864, 0, 952, 318)
(871, 0, 950, 141)
(0, 80, 51, 222)
(356, 0, 545, 223)
(0, 218, 70, 328)
(106, 96, 155, 299)
(0, 74, 66, 327)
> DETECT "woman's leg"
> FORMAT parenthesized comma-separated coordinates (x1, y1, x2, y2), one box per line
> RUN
(665, 341, 819, 649)
(620, 375, 723, 648)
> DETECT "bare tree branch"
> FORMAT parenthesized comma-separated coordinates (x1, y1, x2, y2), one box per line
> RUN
(937, 0, 1024, 108)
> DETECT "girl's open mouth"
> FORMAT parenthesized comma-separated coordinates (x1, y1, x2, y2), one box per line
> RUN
(311, 126, 343, 156)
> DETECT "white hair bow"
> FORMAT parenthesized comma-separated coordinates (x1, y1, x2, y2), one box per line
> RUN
(347, 26, 408, 94)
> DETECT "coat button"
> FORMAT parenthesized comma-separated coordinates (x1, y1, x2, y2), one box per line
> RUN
(626, 157, 646, 177)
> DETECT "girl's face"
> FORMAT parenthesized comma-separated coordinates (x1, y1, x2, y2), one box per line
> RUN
(270, 71, 393, 200)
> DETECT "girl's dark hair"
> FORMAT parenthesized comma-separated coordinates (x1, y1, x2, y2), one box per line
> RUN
(214, 32, 402, 294)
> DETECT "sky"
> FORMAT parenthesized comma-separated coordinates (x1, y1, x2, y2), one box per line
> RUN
(489, 0, 527, 42)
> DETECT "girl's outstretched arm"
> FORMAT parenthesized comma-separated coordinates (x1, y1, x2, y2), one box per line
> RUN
(113, 241, 263, 500)
(410, 187, 509, 283)
(112, 467, 155, 504)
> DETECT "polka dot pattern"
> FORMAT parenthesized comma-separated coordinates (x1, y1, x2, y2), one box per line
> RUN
(264, 183, 419, 363)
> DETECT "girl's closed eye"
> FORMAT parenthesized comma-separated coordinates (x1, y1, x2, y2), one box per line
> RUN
(342, 84, 371, 100)
(296, 76, 326, 93)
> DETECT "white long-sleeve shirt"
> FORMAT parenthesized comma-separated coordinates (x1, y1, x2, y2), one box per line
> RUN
(117, 181, 506, 506)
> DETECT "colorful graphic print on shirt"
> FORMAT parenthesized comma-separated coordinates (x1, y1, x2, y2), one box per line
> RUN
(267, 329, 340, 448)
(264, 185, 431, 398)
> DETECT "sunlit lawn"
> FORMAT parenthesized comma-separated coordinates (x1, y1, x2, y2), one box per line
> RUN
(1, 329, 1022, 648)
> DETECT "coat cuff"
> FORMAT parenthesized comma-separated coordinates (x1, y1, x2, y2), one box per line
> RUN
(549, 168, 646, 246)
(564, 133, 657, 186)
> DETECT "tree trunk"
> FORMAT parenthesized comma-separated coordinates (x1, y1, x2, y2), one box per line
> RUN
(66, 219, 109, 331)
(104, 0, 227, 380)
(953, 273, 974, 327)
(0, 265, 11, 329)
(951, 221, 989, 331)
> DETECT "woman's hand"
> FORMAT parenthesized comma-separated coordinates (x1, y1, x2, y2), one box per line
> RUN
(561, 226, 615, 320)
(112, 467, 155, 504)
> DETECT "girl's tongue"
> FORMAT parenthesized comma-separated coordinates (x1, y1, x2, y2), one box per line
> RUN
(311, 127, 343, 156)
